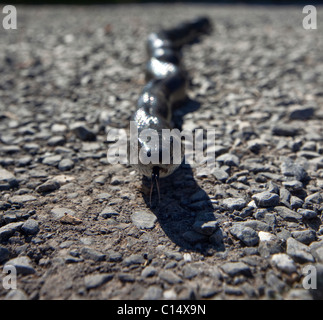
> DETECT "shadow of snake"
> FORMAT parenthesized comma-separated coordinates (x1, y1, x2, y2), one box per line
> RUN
(141, 98, 225, 255)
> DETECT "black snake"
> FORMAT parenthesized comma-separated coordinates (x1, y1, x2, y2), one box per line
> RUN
(130, 17, 212, 204)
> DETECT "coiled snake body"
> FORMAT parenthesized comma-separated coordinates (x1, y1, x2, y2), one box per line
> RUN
(130, 17, 212, 203)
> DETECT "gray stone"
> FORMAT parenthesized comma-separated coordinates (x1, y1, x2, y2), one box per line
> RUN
(182, 230, 209, 244)
(96, 193, 112, 201)
(209, 227, 224, 247)
(223, 197, 246, 211)
(258, 212, 277, 228)
(297, 208, 317, 219)
(310, 242, 323, 263)
(16, 156, 32, 167)
(274, 206, 302, 222)
(107, 250, 122, 262)
(21, 219, 39, 235)
(0, 245, 10, 263)
(286, 289, 313, 300)
(252, 191, 279, 207)
(50, 207, 75, 220)
(192, 220, 218, 235)
(221, 262, 251, 277)
(118, 273, 135, 283)
(29, 169, 48, 178)
(42, 154, 62, 166)
(0, 201, 11, 210)
(239, 206, 254, 218)
(99, 206, 119, 219)
(165, 261, 177, 269)
(47, 135, 66, 146)
(0, 222, 24, 242)
(212, 168, 229, 182)
(164, 251, 183, 261)
(290, 196, 304, 209)
(289, 106, 314, 120)
(224, 285, 244, 296)
(301, 141, 317, 151)
(36, 179, 60, 193)
(229, 224, 259, 246)
(71, 122, 96, 141)
(4, 256, 35, 275)
(58, 158, 74, 171)
(282, 180, 303, 191)
(305, 192, 322, 206)
(242, 220, 271, 232)
(123, 254, 145, 266)
(4, 289, 29, 300)
(243, 162, 272, 174)
(3, 210, 17, 224)
(182, 264, 199, 279)
(298, 151, 321, 159)
(23, 143, 40, 155)
(258, 233, 283, 258)
(93, 175, 107, 185)
(272, 124, 299, 136)
(65, 255, 83, 264)
(279, 188, 291, 207)
(9, 195, 37, 204)
(216, 153, 239, 166)
(266, 270, 286, 294)
(266, 181, 280, 194)
(0, 145, 20, 154)
(159, 270, 182, 284)
(0, 168, 18, 190)
(131, 210, 157, 230)
(190, 189, 209, 202)
(286, 237, 315, 263)
(84, 273, 113, 290)
(141, 266, 157, 278)
(247, 139, 266, 154)
(142, 286, 163, 300)
(280, 158, 308, 182)
(292, 229, 316, 245)
(81, 247, 105, 262)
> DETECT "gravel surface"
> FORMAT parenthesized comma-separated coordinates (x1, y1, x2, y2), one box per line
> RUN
(0, 4, 323, 300)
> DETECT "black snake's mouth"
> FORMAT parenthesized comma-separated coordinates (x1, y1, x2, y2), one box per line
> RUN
(152, 166, 160, 180)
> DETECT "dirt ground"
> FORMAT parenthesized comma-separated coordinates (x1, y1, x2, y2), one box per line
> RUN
(0, 4, 322, 300)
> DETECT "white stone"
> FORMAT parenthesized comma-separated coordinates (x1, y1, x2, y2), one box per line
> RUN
(271, 253, 297, 274)
(183, 253, 192, 262)
(258, 231, 275, 242)
(163, 289, 177, 299)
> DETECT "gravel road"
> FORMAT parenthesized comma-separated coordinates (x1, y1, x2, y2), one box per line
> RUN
(0, 4, 322, 300)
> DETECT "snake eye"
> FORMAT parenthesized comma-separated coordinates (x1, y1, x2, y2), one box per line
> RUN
(147, 149, 151, 157)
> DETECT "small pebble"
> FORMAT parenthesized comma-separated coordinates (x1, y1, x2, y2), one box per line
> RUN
(35, 179, 60, 193)
(230, 224, 259, 246)
(4, 256, 35, 275)
(58, 158, 74, 171)
(21, 219, 39, 236)
(271, 253, 297, 274)
(223, 197, 247, 211)
(131, 210, 157, 230)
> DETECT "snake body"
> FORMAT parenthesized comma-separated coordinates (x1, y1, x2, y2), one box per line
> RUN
(130, 17, 212, 201)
